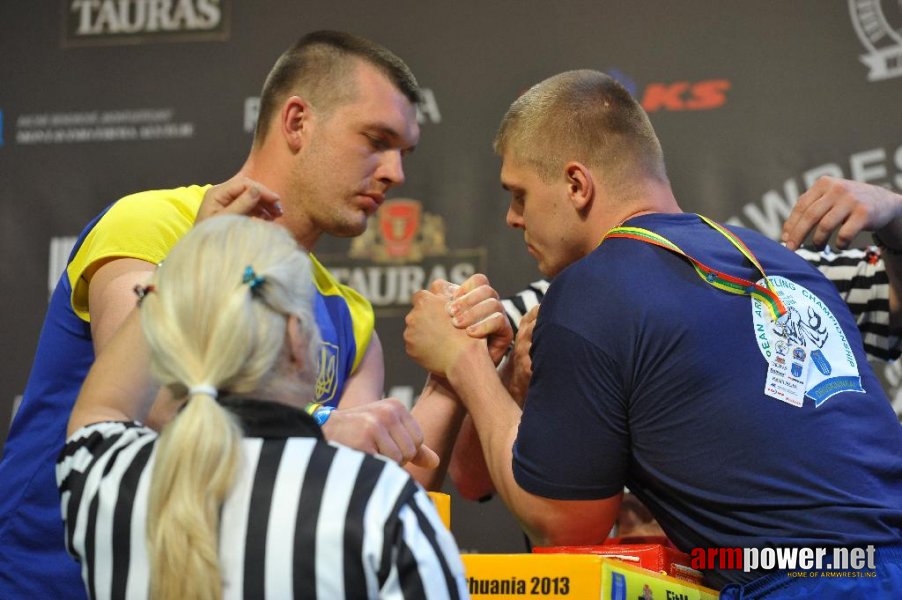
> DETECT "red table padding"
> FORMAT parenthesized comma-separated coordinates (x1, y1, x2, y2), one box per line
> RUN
(533, 536, 704, 585)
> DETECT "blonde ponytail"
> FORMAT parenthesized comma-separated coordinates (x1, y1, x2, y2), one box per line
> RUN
(139, 215, 319, 598)
(147, 392, 241, 600)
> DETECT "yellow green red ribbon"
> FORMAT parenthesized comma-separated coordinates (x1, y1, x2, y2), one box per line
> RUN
(602, 214, 787, 321)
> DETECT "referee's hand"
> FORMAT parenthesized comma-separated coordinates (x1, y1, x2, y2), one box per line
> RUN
(322, 398, 440, 469)
(196, 174, 283, 223)
(782, 176, 902, 251)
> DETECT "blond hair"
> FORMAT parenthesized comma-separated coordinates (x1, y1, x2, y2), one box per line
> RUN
(140, 215, 319, 600)
(494, 70, 668, 192)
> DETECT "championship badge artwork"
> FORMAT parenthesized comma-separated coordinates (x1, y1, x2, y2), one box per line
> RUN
(753, 276, 862, 408)
(605, 213, 863, 410)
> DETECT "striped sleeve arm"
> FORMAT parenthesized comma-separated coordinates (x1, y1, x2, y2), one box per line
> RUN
(501, 279, 550, 335)
(797, 246, 901, 361)
(376, 478, 468, 600)
(56, 421, 157, 598)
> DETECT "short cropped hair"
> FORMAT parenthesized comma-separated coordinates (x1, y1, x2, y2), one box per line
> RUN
(494, 70, 668, 189)
(254, 30, 420, 145)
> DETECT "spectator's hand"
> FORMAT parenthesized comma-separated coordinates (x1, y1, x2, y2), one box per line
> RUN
(405, 287, 488, 377)
(446, 274, 514, 366)
(322, 398, 439, 468)
(782, 176, 902, 250)
(504, 305, 538, 404)
(196, 174, 283, 223)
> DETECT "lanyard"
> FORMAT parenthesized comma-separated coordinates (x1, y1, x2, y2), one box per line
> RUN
(602, 214, 787, 322)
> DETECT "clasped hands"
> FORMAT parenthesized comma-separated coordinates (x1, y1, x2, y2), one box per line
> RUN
(194, 176, 516, 471)
(404, 274, 513, 379)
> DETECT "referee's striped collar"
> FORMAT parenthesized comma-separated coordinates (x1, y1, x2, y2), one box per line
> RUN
(218, 396, 324, 440)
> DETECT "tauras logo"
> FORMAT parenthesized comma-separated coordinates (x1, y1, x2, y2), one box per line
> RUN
(320, 199, 486, 315)
(64, 0, 228, 45)
(849, 0, 902, 81)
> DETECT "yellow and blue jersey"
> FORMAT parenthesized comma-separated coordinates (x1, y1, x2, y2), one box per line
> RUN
(0, 185, 373, 598)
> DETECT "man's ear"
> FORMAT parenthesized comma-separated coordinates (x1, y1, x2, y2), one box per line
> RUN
(280, 96, 312, 152)
(564, 161, 594, 212)
(286, 314, 308, 370)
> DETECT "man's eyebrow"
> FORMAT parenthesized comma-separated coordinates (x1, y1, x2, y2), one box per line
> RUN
(366, 124, 417, 153)
(366, 124, 400, 139)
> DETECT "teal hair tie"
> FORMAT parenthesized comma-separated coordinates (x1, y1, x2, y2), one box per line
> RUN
(242, 265, 265, 295)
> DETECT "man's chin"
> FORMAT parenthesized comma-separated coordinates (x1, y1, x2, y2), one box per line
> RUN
(331, 230, 365, 239)
(537, 259, 562, 279)
(328, 220, 368, 238)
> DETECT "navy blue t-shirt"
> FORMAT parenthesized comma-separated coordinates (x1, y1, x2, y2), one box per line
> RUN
(513, 213, 902, 587)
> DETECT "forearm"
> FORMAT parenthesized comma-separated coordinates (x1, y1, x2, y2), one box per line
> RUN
(69, 311, 159, 436)
(335, 333, 385, 410)
(407, 374, 466, 490)
(445, 347, 577, 545)
(448, 324, 531, 499)
(448, 414, 496, 501)
(143, 387, 178, 430)
(872, 190, 902, 331)
(883, 252, 902, 333)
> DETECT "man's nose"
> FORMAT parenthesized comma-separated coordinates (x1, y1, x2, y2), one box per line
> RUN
(506, 204, 524, 229)
(377, 150, 405, 188)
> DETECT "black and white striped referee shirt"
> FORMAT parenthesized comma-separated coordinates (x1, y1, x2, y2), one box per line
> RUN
(796, 246, 900, 361)
(57, 397, 468, 600)
(503, 246, 900, 361)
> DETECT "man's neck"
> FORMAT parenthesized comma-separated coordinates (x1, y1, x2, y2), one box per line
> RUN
(597, 179, 682, 236)
(238, 157, 321, 252)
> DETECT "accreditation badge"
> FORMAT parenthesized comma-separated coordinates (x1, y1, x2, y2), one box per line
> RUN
(763, 335, 809, 407)
(751, 276, 864, 407)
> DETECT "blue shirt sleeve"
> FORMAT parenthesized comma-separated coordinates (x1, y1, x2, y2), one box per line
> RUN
(512, 319, 629, 501)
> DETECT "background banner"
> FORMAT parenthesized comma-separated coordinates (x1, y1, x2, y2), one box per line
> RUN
(2, 0, 900, 552)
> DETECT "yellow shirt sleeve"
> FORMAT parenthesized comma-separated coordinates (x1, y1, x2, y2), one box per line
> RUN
(68, 185, 208, 321)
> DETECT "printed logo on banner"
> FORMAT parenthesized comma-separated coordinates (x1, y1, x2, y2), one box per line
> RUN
(725, 145, 902, 239)
(9, 395, 23, 427)
(849, 0, 902, 81)
(415, 89, 442, 124)
(49, 236, 79, 295)
(242, 88, 441, 133)
(62, 0, 230, 47)
(608, 68, 731, 113)
(319, 199, 486, 316)
(15, 108, 195, 145)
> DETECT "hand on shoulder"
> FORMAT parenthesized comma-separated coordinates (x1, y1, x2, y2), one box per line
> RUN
(196, 174, 283, 224)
